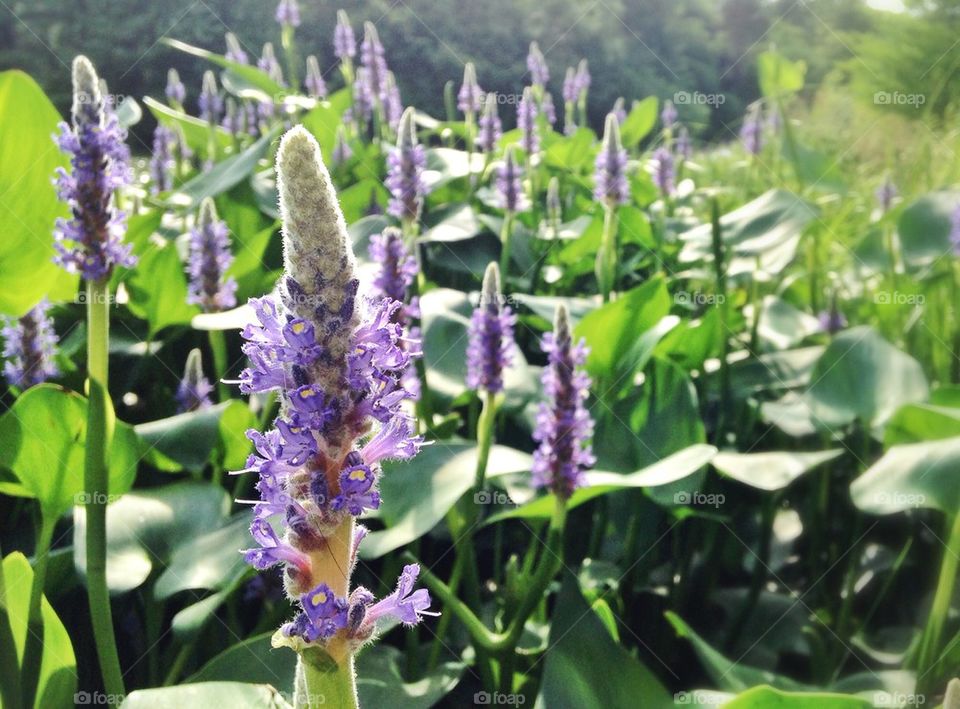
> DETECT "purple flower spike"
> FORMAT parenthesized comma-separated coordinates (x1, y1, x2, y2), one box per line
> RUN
(562, 67, 579, 105)
(527, 41, 549, 87)
(225, 33, 249, 65)
(676, 125, 692, 160)
(275, 0, 301, 27)
(542, 92, 557, 126)
(176, 348, 214, 412)
(594, 113, 629, 206)
(876, 175, 898, 214)
(477, 92, 502, 153)
(612, 97, 627, 125)
(365, 564, 437, 626)
(53, 56, 135, 282)
(361, 22, 389, 102)
(740, 103, 764, 155)
(165, 68, 185, 105)
(198, 70, 224, 124)
(333, 125, 353, 166)
(466, 262, 515, 393)
(458, 62, 483, 115)
(369, 227, 418, 305)
(818, 307, 848, 335)
(258, 43, 285, 87)
(652, 146, 675, 198)
(2, 299, 59, 389)
(186, 197, 237, 312)
(496, 146, 529, 213)
(305, 55, 327, 99)
(383, 72, 404, 131)
(149, 125, 175, 195)
(532, 305, 594, 498)
(517, 86, 540, 155)
(334, 9, 357, 61)
(386, 108, 428, 223)
(575, 59, 590, 98)
(661, 99, 678, 129)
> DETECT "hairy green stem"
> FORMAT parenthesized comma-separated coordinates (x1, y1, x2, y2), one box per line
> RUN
(20, 515, 55, 708)
(295, 652, 357, 709)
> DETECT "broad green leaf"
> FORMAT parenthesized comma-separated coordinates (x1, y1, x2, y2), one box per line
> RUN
(420, 204, 482, 243)
(143, 96, 233, 154)
(4, 552, 77, 709)
(620, 96, 659, 148)
(124, 240, 198, 337)
(725, 346, 823, 396)
(538, 574, 671, 708)
(850, 436, 960, 515)
(544, 126, 597, 172)
(806, 327, 928, 429)
(755, 296, 822, 351)
(0, 70, 77, 315)
(163, 39, 285, 97)
(187, 632, 295, 691)
(712, 450, 843, 491)
(360, 442, 533, 559)
(134, 401, 244, 474)
(723, 686, 869, 708)
(757, 50, 806, 98)
(356, 645, 464, 709)
(74, 482, 230, 593)
(897, 189, 960, 270)
(120, 682, 288, 708)
(423, 147, 485, 191)
(885, 403, 960, 445)
(154, 512, 251, 599)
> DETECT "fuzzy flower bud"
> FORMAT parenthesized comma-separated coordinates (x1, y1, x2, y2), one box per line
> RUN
(594, 113, 629, 206)
(477, 92, 502, 153)
(562, 67, 578, 105)
(496, 146, 529, 213)
(225, 32, 249, 65)
(176, 348, 214, 412)
(527, 41, 549, 87)
(334, 10, 357, 60)
(575, 59, 590, 97)
(305, 55, 327, 99)
(517, 86, 540, 155)
(165, 68, 186, 105)
(383, 72, 404, 131)
(466, 263, 516, 393)
(198, 70, 223, 124)
(386, 108, 427, 223)
(542, 92, 557, 126)
(458, 62, 482, 115)
(2, 299, 59, 389)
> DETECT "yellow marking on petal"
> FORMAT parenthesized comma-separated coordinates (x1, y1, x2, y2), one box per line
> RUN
(299, 388, 316, 399)
(349, 469, 368, 481)
(312, 591, 328, 606)
(292, 322, 306, 334)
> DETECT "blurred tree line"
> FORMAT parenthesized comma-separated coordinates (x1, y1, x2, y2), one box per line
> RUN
(0, 0, 956, 151)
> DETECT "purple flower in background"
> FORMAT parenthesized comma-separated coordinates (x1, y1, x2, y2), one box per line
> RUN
(305, 55, 327, 99)
(527, 41, 549, 87)
(333, 126, 353, 166)
(532, 305, 594, 498)
(2, 299, 59, 389)
(225, 32, 249, 65)
(369, 227, 418, 306)
(466, 263, 515, 393)
(275, 0, 300, 27)
(817, 307, 848, 335)
(386, 108, 427, 223)
(951, 203, 960, 256)
(676, 125, 692, 160)
(222, 98, 244, 137)
(384, 72, 403, 131)
(767, 105, 782, 134)
(351, 67, 375, 126)
(496, 146, 529, 213)
(176, 348, 214, 412)
(594, 113, 629, 206)
(149, 124, 175, 194)
(517, 86, 540, 155)
(258, 43, 285, 87)
(458, 62, 482, 115)
(546, 176, 562, 230)
(652, 146, 675, 198)
(165, 68, 185, 105)
(186, 198, 237, 312)
(740, 104, 764, 155)
(562, 67, 579, 105)
(612, 97, 627, 125)
(477, 92, 502, 153)
(876, 175, 898, 214)
(53, 56, 135, 281)
(542, 93, 557, 126)
(575, 59, 590, 98)
(361, 22, 389, 102)
(198, 70, 223, 124)
(334, 9, 357, 61)
(661, 99, 678, 129)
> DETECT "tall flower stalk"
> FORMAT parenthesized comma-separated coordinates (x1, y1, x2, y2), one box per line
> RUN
(52, 54, 131, 700)
(276, 0, 302, 89)
(594, 113, 628, 301)
(334, 9, 357, 86)
(386, 107, 427, 235)
(495, 146, 528, 279)
(233, 127, 433, 709)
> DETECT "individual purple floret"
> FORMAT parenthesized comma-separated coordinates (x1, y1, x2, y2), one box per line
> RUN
(652, 146, 675, 198)
(517, 86, 540, 155)
(951, 203, 960, 256)
(225, 32, 249, 65)
(532, 305, 594, 498)
(363, 564, 437, 626)
(275, 0, 300, 27)
(386, 108, 428, 223)
(149, 125, 175, 194)
(176, 348, 214, 413)
(2, 299, 59, 389)
(740, 103, 764, 155)
(361, 21, 389, 102)
(594, 113, 629, 206)
(477, 92, 502, 153)
(527, 41, 549, 87)
(334, 9, 357, 61)
(661, 99, 678, 129)
(305, 55, 327, 99)
(466, 263, 515, 393)
(458, 62, 483, 115)
(186, 198, 237, 312)
(198, 70, 224, 124)
(496, 146, 529, 213)
(876, 175, 898, 214)
(165, 68, 186, 105)
(53, 56, 135, 282)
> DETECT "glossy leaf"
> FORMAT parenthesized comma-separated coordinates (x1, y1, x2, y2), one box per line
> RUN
(712, 450, 843, 491)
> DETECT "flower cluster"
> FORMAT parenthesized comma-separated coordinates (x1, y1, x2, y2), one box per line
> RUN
(496, 147, 529, 213)
(53, 56, 135, 282)
(661, 99, 678, 129)
(225, 32, 249, 64)
(334, 10, 357, 61)
(165, 68, 185, 105)
(477, 92, 502, 153)
(198, 70, 224, 124)
(305, 55, 327, 99)
(275, 0, 300, 27)
(2, 299, 59, 389)
(386, 108, 428, 223)
(360, 22, 389, 104)
(235, 127, 432, 649)
(527, 41, 549, 87)
(652, 146, 675, 198)
(186, 198, 237, 313)
(594, 113, 629, 206)
(517, 87, 540, 155)
(458, 62, 483, 115)
(259, 43, 285, 87)
(176, 348, 214, 413)
(149, 125, 175, 194)
(466, 263, 515, 394)
(532, 305, 595, 498)
(333, 126, 353, 165)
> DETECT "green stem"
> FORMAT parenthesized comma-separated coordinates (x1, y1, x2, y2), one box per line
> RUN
(281, 25, 299, 91)
(499, 211, 515, 282)
(208, 329, 230, 404)
(917, 509, 960, 685)
(20, 515, 55, 708)
(710, 199, 731, 442)
(84, 279, 126, 698)
(0, 544, 22, 709)
(295, 652, 357, 709)
(596, 205, 618, 302)
(474, 390, 497, 494)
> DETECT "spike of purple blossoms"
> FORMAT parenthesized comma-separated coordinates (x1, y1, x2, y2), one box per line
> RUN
(222, 98, 243, 137)
(594, 113, 629, 206)
(334, 9, 357, 61)
(383, 72, 403, 131)
(467, 263, 515, 393)
(575, 59, 590, 98)
(225, 33, 249, 65)
(258, 43, 286, 87)
(817, 307, 848, 335)
(332, 126, 353, 166)
(2, 299, 59, 389)
(527, 41, 549, 87)
(458, 62, 483, 115)
(198, 70, 223, 124)
(542, 92, 557, 127)
(676, 125, 692, 160)
(496, 147, 529, 213)
(612, 97, 627, 125)
(661, 99, 678, 129)
(386, 108, 428, 223)
(477, 92, 502, 153)
(532, 305, 594, 498)
(361, 22, 388, 102)
(740, 104, 764, 155)
(369, 227, 418, 305)
(186, 198, 237, 312)
(149, 125, 175, 195)
(53, 56, 135, 281)
(876, 175, 898, 214)
(652, 146, 675, 198)
(305, 55, 327, 99)
(562, 67, 579, 104)
(951, 203, 960, 256)
(165, 68, 185, 105)
(517, 86, 540, 155)
(352, 67, 375, 125)
(176, 348, 214, 412)
(275, 0, 301, 27)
